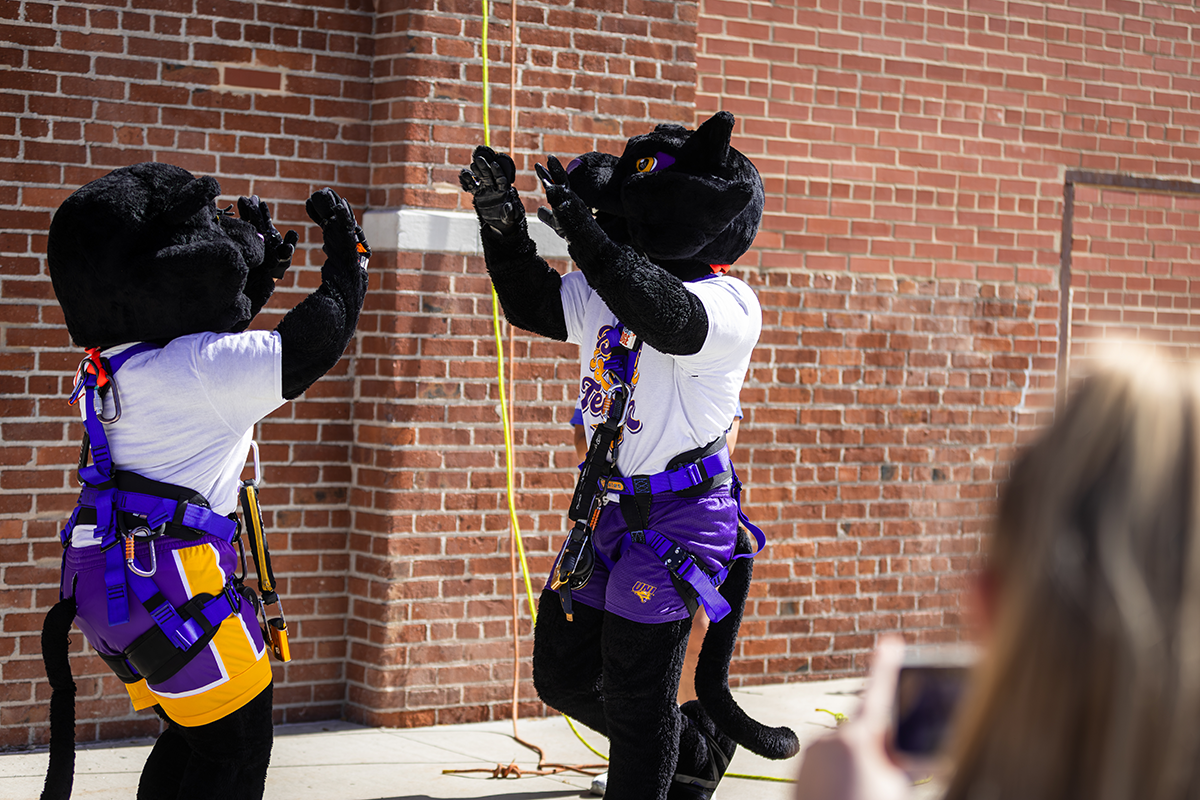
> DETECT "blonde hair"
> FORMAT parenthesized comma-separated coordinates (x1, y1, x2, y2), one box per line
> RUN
(946, 354, 1200, 800)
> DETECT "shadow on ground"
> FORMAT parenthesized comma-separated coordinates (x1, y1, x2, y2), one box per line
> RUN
(371, 791, 585, 800)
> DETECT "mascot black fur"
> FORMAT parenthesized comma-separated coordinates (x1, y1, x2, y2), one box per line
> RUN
(39, 162, 369, 800)
(461, 111, 799, 800)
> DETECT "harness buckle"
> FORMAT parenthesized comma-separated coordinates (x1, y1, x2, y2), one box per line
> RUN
(668, 462, 704, 493)
(263, 594, 291, 663)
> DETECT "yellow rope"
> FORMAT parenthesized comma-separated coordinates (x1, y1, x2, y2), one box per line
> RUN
(482, 0, 538, 623)
(477, 0, 792, 785)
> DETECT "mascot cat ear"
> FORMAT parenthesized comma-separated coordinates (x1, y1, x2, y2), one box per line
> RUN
(677, 110, 735, 172)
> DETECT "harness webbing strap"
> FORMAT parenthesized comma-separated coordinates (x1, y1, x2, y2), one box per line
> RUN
(73, 343, 160, 485)
(100, 579, 241, 686)
(75, 487, 237, 542)
(126, 568, 239, 651)
(67, 343, 171, 628)
(620, 528, 733, 621)
(603, 449, 733, 497)
(104, 544, 129, 626)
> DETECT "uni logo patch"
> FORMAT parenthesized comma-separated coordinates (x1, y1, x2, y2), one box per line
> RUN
(632, 581, 657, 603)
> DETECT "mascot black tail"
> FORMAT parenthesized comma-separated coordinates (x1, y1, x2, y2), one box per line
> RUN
(40, 598, 77, 800)
(695, 530, 801, 761)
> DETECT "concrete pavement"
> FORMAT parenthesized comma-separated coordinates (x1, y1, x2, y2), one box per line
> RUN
(0, 677, 942, 799)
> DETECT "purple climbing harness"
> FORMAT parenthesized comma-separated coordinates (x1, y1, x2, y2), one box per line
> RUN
(604, 459, 766, 623)
(552, 318, 766, 624)
(61, 344, 244, 684)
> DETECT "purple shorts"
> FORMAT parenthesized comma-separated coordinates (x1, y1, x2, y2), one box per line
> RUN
(546, 486, 739, 624)
(62, 534, 265, 696)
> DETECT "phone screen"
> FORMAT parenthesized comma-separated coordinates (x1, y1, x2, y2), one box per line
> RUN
(893, 665, 971, 757)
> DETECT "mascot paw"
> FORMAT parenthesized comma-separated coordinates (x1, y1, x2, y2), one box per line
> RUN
(460, 146, 522, 235)
(669, 701, 737, 800)
(536, 206, 566, 240)
(237, 195, 298, 279)
(534, 156, 592, 242)
(306, 188, 370, 268)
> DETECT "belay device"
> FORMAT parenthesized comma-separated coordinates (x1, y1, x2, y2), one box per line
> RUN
(239, 441, 291, 663)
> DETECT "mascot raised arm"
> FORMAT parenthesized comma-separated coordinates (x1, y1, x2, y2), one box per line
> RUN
(39, 162, 369, 800)
(461, 111, 798, 800)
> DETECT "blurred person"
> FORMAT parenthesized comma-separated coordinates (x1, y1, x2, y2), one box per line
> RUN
(797, 352, 1200, 800)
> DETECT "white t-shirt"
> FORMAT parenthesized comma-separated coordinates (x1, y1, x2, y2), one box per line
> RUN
(561, 271, 761, 476)
(74, 331, 284, 547)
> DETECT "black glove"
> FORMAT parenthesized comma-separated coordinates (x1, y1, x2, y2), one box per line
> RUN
(534, 157, 572, 240)
(237, 195, 299, 280)
(306, 188, 371, 268)
(459, 146, 522, 235)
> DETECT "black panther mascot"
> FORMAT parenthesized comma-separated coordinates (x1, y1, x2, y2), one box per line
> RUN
(38, 162, 369, 800)
(461, 111, 799, 800)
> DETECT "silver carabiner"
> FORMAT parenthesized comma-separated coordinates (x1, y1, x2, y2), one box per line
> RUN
(94, 377, 122, 424)
(125, 531, 158, 578)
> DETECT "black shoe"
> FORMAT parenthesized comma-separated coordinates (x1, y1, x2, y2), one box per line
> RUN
(668, 702, 736, 800)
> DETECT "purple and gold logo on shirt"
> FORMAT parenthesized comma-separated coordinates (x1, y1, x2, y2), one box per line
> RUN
(582, 325, 642, 435)
(632, 581, 657, 604)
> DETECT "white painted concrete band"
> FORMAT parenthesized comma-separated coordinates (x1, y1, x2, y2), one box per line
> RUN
(362, 208, 570, 259)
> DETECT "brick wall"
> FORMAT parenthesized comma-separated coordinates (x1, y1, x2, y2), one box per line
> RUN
(5, 0, 1200, 750)
(694, 0, 1200, 676)
(367, 0, 699, 208)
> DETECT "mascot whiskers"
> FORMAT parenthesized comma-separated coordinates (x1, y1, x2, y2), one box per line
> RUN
(39, 162, 370, 800)
(461, 111, 799, 800)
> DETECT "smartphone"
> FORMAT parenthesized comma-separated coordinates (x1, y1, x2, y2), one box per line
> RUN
(892, 648, 976, 760)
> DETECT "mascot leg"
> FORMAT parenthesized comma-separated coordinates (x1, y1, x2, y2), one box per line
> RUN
(136, 684, 273, 800)
(670, 701, 737, 800)
(532, 589, 609, 735)
(601, 612, 691, 800)
(137, 716, 191, 800)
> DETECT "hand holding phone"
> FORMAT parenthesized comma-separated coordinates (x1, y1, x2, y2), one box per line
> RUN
(891, 647, 977, 765)
(795, 636, 912, 800)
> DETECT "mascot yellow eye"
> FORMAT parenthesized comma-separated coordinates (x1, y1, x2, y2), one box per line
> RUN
(635, 156, 657, 173)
